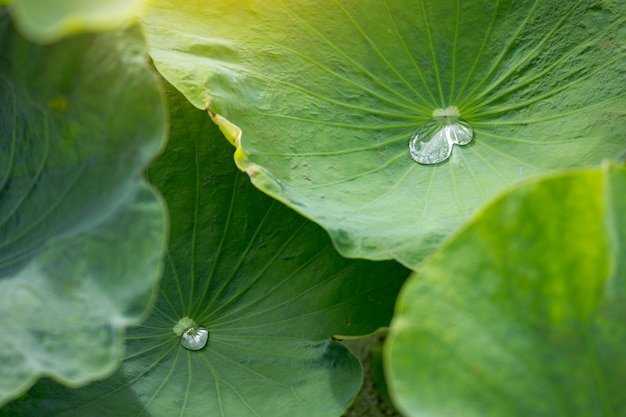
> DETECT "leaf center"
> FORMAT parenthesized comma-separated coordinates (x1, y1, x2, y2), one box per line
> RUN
(173, 317, 209, 351)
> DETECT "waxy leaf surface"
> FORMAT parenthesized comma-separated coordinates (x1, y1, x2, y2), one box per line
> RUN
(142, 0, 626, 268)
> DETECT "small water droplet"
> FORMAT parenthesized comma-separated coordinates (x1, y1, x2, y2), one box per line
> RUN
(173, 317, 208, 351)
(410, 106, 473, 164)
(180, 326, 209, 351)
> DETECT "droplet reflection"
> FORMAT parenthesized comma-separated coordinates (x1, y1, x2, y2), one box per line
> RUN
(173, 317, 209, 351)
(409, 106, 473, 164)
(180, 326, 209, 351)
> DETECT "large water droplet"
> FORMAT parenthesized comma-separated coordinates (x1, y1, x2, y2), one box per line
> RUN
(173, 317, 209, 351)
(410, 106, 473, 164)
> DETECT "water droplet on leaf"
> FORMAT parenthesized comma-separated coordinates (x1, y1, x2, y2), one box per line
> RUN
(410, 106, 473, 164)
(173, 317, 208, 350)
(180, 326, 209, 351)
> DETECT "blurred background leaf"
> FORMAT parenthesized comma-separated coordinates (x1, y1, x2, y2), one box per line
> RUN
(386, 162, 626, 417)
(6, 0, 150, 43)
(0, 13, 167, 406)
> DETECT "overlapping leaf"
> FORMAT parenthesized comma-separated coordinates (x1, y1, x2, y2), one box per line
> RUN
(1, 85, 409, 417)
(141, 0, 626, 268)
(6, 0, 149, 43)
(385, 162, 626, 417)
(0, 14, 167, 406)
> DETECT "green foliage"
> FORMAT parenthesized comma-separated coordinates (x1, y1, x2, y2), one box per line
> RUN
(1, 85, 409, 417)
(7, 0, 149, 43)
(386, 162, 626, 417)
(0, 12, 167, 407)
(141, 0, 626, 268)
(1, 1, 625, 416)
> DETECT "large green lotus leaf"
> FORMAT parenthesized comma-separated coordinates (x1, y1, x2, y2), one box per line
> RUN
(6, 0, 150, 43)
(141, 0, 626, 268)
(385, 161, 626, 417)
(0, 14, 167, 407)
(1, 84, 410, 417)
